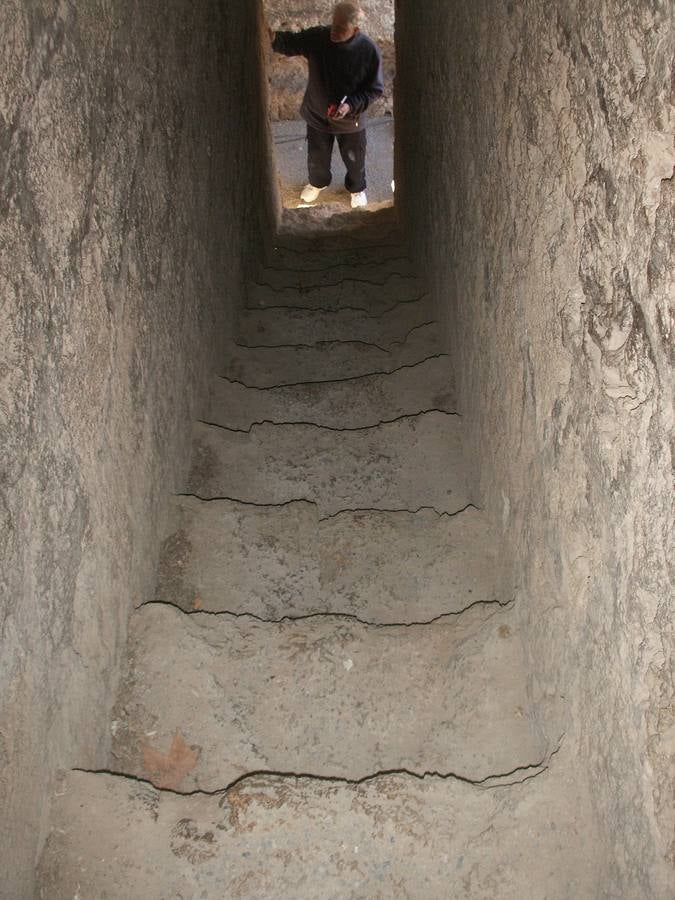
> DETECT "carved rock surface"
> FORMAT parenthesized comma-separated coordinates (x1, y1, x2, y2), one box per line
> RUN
(40, 762, 602, 899)
(397, 2, 674, 896)
(0, 2, 270, 895)
(39, 199, 602, 898)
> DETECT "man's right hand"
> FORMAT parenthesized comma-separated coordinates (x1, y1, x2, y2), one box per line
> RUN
(331, 102, 352, 120)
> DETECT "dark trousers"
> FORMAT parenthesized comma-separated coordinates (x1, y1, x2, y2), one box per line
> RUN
(307, 125, 367, 193)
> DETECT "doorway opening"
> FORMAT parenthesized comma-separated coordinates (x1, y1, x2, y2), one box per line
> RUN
(264, 1, 396, 214)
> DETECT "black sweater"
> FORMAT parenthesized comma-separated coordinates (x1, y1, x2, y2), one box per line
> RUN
(272, 26, 384, 133)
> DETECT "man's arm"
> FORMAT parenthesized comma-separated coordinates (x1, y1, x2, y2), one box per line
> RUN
(271, 28, 314, 57)
(346, 50, 384, 115)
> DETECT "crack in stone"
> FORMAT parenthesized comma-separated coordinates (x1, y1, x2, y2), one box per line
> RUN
(390, 320, 436, 345)
(174, 493, 317, 510)
(250, 271, 419, 292)
(217, 354, 450, 390)
(236, 337, 394, 353)
(172, 494, 480, 521)
(480, 739, 565, 789)
(317, 502, 479, 522)
(135, 597, 515, 628)
(75, 744, 559, 799)
(197, 409, 460, 435)
(242, 292, 430, 316)
(234, 321, 437, 354)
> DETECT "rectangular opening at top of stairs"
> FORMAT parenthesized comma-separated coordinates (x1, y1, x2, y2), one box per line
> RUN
(263, 1, 396, 213)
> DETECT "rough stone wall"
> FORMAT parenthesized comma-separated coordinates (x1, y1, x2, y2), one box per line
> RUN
(396, 1, 673, 896)
(264, 0, 395, 119)
(0, 1, 272, 894)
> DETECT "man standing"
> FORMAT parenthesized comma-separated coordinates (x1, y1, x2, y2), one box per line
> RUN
(271, 3, 384, 209)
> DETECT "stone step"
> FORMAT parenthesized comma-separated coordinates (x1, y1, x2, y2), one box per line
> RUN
(273, 230, 402, 253)
(156, 498, 503, 622)
(39, 760, 601, 899)
(235, 296, 435, 347)
(156, 497, 318, 619)
(263, 242, 408, 272)
(208, 355, 454, 429)
(246, 271, 425, 312)
(319, 506, 500, 619)
(273, 229, 402, 251)
(110, 602, 542, 790)
(186, 412, 471, 517)
(255, 256, 416, 291)
(221, 321, 441, 387)
(277, 204, 401, 248)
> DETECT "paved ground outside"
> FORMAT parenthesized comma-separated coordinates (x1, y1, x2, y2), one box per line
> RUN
(272, 116, 395, 209)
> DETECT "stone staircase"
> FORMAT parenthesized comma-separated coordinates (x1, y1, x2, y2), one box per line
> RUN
(38, 208, 599, 898)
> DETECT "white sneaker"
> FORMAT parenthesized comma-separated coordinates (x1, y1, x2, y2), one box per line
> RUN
(350, 191, 367, 208)
(300, 184, 326, 203)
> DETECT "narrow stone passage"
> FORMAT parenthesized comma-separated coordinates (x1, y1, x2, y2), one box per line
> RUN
(39, 208, 601, 897)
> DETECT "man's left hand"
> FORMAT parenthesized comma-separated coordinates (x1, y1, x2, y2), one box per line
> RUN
(332, 102, 352, 119)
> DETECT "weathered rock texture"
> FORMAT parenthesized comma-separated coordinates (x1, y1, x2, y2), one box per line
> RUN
(0, 1, 274, 895)
(264, 0, 395, 118)
(39, 763, 601, 899)
(396, 2, 674, 897)
(38, 203, 602, 900)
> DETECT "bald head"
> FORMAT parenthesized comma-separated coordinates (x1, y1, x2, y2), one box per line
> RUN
(331, 2, 363, 41)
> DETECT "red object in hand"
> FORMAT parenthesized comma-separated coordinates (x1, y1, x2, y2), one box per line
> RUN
(327, 103, 338, 118)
